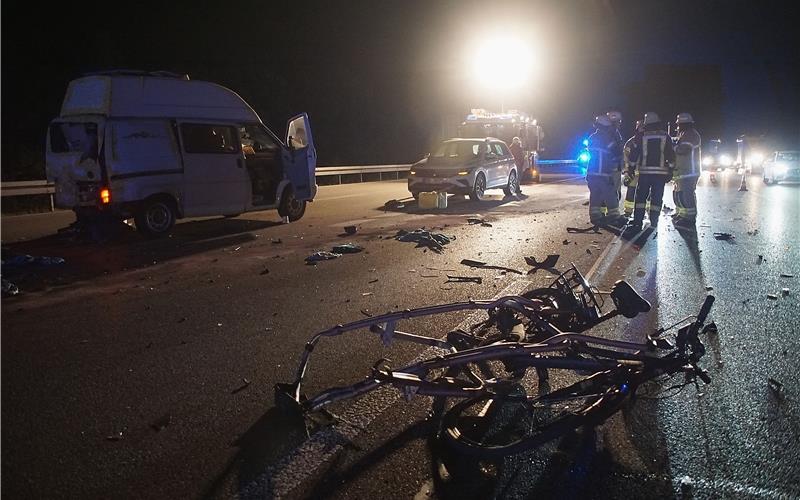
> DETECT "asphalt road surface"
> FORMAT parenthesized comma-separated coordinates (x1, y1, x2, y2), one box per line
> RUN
(2, 172, 798, 499)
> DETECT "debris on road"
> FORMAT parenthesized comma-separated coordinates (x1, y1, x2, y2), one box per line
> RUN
(368, 278, 379, 283)
(781, 288, 790, 296)
(780, 273, 794, 278)
(106, 432, 124, 442)
(2, 278, 19, 297)
(360, 309, 373, 317)
(768, 377, 784, 398)
(305, 251, 342, 264)
(2, 254, 66, 267)
(747, 229, 759, 236)
(586, 248, 592, 254)
(636, 270, 646, 277)
(150, 414, 172, 431)
(446, 275, 482, 284)
(344, 225, 359, 235)
(467, 218, 492, 227)
(767, 294, 778, 300)
(332, 243, 363, 254)
(582, 200, 590, 206)
(567, 226, 601, 234)
(562, 239, 571, 245)
(705, 286, 714, 291)
(260, 268, 270, 275)
(362, 292, 373, 296)
(460, 259, 522, 275)
(757, 255, 764, 265)
(232, 378, 251, 394)
(525, 254, 560, 274)
(271, 238, 283, 244)
(384, 200, 405, 210)
(713, 232, 735, 241)
(395, 229, 454, 253)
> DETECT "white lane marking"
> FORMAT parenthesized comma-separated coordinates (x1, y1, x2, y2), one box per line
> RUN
(672, 476, 794, 499)
(316, 193, 367, 202)
(245, 279, 532, 498)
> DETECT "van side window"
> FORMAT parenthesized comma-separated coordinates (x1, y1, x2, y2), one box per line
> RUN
(240, 125, 281, 157)
(180, 124, 238, 154)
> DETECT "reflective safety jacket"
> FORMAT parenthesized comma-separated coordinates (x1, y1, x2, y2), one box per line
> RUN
(629, 128, 675, 176)
(586, 129, 621, 177)
(673, 127, 701, 178)
(623, 134, 639, 173)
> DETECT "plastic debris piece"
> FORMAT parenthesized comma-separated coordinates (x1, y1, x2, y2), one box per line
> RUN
(260, 268, 270, 275)
(713, 232, 734, 240)
(305, 251, 342, 263)
(344, 225, 358, 235)
(368, 279, 379, 283)
(445, 275, 482, 284)
(525, 254, 560, 274)
(780, 273, 794, 278)
(586, 248, 592, 254)
(679, 475, 694, 492)
(232, 378, 251, 394)
(757, 255, 764, 265)
(360, 309, 373, 317)
(332, 243, 363, 254)
(636, 270, 646, 277)
(781, 288, 790, 296)
(562, 239, 570, 245)
(566, 226, 601, 234)
(768, 377, 784, 398)
(767, 294, 778, 300)
(2, 278, 19, 296)
(460, 259, 522, 275)
(271, 238, 283, 244)
(106, 432, 124, 441)
(705, 286, 713, 291)
(362, 292, 373, 296)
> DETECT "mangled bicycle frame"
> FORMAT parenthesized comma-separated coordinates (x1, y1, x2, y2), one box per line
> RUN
(276, 264, 652, 413)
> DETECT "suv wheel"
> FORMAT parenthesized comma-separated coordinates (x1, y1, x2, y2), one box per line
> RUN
(503, 170, 519, 196)
(469, 173, 486, 201)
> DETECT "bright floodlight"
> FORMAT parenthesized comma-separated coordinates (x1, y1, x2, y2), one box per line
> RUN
(472, 35, 534, 90)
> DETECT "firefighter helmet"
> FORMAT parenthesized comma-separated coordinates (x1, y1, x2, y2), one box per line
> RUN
(594, 115, 612, 128)
(642, 112, 660, 125)
(606, 110, 622, 125)
(676, 112, 694, 124)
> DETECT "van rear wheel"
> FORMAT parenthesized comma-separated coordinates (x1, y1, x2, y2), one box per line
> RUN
(278, 188, 306, 222)
(135, 198, 176, 238)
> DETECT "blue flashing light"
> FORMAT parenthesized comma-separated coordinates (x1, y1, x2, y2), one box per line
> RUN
(582, 138, 589, 147)
(580, 167, 588, 176)
(578, 151, 591, 164)
(620, 383, 630, 394)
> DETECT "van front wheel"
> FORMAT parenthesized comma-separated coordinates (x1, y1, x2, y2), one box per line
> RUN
(278, 189, 306, 222)
(135, 198, 176, 238)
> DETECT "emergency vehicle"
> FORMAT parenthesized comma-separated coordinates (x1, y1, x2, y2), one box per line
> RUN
(457, 109, 543, 183)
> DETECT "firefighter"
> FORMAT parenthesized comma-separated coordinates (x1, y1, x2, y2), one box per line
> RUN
(586, 115, 624, 225)
(671, 113, 701, 227)
(626, 112, 675, 231)
(607, 110, 625, 204)
(622, 119, 644, 217)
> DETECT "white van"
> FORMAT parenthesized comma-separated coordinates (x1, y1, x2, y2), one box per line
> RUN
(46, 70, 317, 237)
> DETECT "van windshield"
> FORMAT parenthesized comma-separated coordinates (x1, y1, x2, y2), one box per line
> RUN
(50, 122, 98, 158)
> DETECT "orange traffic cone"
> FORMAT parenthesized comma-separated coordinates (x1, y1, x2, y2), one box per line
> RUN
(738, 172, 748, 191)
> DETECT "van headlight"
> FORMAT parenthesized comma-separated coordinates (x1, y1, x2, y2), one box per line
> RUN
(702, 156, 713, 166)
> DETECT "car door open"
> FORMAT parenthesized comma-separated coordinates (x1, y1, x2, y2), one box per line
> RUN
(284, 113, 317, 201)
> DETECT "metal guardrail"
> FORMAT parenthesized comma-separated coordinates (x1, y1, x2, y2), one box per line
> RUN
(1, 160, 577, 206)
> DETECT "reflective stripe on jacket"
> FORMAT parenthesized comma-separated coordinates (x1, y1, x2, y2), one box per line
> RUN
(587, 130, 620, 176)
(632, 129, 674, 176)
(674, 128, 701, 177)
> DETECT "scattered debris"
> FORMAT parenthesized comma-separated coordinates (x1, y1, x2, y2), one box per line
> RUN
(562, 239, 571, 245)
(446, 275, 482, 284)
(2, 278, 19, 297)
(636, 270, 646, 277)
(662, 205, 674, 214)
(420, 274, 439, 278)
(305, 251, 342, 264)
(582, 201, 590, 206)
(460, 259, 522, 275)
(705, 286, 714, 291)
(467, 218, 492, 227)
(332, 243, 363, 254)
(679, 475, 694, 493)
(271, 238, 283, 244)
(344, 225, 359, 235)
(767, 294, 778, 300)
(362, 292, 373, 296)
(713, 232, 734, 241)
(384, 200, 405, 210)
(106, 431, 124, 441)
(360, 309, 373, 317)
(566, 226, 601, 234)
(757, 255, 764, 265)
(2, 254, 66, 267)
(585, 248, 592, 255)
(260, 268, 270, 275)
(780, 273, 794, 278)
(781, 288, 790, 296)
(232, 378, 251, 394)
(747, 229, 759, 236)
(525, 254, 560, 274)
(150, 414, 172, 432)
(768, 377, 784, 398)
(368, 278, 379, 283)
(395, 229, 454, 253)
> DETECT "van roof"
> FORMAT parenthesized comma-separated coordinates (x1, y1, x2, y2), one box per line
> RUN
(59, 74, 261, 123)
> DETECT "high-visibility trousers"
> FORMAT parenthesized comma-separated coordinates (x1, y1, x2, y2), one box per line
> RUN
(633, 174, 668, 225)
(624, 172, 651, 216)
(587, 174, 620, 223)
(673, 174, 700, 220)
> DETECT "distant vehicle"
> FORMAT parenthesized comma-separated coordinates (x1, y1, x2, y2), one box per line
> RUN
(762, 151, 800, 185)
(408, 138, 518, 201)
(736, 135, 767, 174)
(702, 139, 735, 173)
(458, 109, 543, 183)
(46, 70, 317, 237)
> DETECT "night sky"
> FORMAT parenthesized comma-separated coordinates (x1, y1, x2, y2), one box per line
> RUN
(2, 0, 798, 179)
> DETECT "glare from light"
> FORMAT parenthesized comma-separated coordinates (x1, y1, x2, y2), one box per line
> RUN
(472, 35, 534, 90)
(775, 163, 788, 175)
(702, 156, 713, 166)
(750, 151, 764, 165)
(720, 154, 732, 167)
(578, 151, 591, 164)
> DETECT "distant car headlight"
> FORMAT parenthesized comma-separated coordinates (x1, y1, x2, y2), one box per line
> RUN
(702, 156, 713, 166)
(749, 151, 764, 165)
(775, 163, 789, 175)
(720, 155, 732, 167)
(409, 170, 416, 175)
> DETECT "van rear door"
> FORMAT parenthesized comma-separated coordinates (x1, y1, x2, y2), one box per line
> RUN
(177, 121, 249, 216)
(283, 113, 317, 201)
(46, 120, 104, 208)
